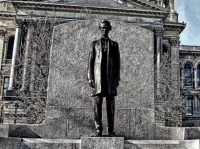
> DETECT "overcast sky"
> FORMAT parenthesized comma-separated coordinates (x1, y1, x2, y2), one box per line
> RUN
(175, 0, 200, 46)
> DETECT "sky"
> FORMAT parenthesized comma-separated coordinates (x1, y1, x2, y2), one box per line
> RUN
(175, 0, 200, 46)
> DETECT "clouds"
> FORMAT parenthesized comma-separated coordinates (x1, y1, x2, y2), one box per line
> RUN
(175, 0, 200, 46)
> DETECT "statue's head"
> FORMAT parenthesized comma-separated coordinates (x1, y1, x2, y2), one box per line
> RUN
(99, 19, 112, 38)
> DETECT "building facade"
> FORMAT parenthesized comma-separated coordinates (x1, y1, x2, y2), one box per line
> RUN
(0, 0, 196, 127)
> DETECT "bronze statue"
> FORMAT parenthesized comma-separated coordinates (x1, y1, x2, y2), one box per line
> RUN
(88, 19, 120, 137)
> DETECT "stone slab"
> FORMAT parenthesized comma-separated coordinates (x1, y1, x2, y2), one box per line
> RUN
(21, 138, 80, 149)
(9, 108, 154, 139)
(124, 140, 199, 149)
(0, 124, 9, 137)
(46, 19, 154, 139)
(81, 137, 124, 149)
(154, 125, 185, 140)
(185, 127, 200, 140)
(0, 137, 22, 149)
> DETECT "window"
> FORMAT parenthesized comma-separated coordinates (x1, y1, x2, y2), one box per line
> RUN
(3, 77, 9, 96)
(197, 64, 200, 86)
(184, 63, 193, 86)
(185, 97, 193, 116)
(7, 37, 14, 59)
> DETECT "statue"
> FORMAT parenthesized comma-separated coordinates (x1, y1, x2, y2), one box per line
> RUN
(88, 19, 120, 137)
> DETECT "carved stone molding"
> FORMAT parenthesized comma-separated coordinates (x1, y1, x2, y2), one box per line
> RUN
(0, 29, 6, 36)
(154, 28, 164, 37)
(27, 19, 35, 29)
(15, 19, 23, 28)
(170, 38, 179, 47)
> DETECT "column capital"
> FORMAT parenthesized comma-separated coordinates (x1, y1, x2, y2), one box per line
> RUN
(27, 19, 35, 29)
(170, 38, 179, 47)
(154, 28, 164, 37)
(0, 29, 6, 37)
(15, 18, 23, 28)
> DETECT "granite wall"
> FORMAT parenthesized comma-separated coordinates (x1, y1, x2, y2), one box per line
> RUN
(46, 19, 154, 139)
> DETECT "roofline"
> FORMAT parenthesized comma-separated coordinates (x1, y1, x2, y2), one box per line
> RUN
(10, 1, 169, 19)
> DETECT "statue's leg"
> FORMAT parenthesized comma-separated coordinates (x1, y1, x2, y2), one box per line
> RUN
(94, 95, 103, 135)
(106, 95, 115, 134)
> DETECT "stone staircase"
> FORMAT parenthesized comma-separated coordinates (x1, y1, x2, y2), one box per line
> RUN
(0, 137, 200, 149)
(1, 100, 27, 124)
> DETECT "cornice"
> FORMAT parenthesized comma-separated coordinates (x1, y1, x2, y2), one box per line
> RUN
(11, 1, 169, 18)
(0, 12, 16, 17)
(127, 0, 168, 11)
(180, 50, 200, 56)
(164, 22, 186, 34)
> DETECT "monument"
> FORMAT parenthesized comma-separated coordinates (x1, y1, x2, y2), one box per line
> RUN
(88, 19, 120, 137)
(1, 19, 196, 149)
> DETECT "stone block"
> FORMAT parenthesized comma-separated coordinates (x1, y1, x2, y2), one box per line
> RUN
(21, 138, 80, 149)
(154, 125, 185, 140)
(124, 140, 199, 149)
(0, 124, 9, 137)
(0, 137, 21, 149)
(185, 127, 200, 140)
(81, 137, 124, 149)
(45, 19, 154, 139)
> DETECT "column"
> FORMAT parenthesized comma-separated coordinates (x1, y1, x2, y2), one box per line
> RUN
(154, 28, 164, 126)
(170, 38, 179, 96)
(0, 29, 5, 70)
(194, 68, 197, 89)
(155, 28, 163, 96)
(180, 66, 184, 89)
(6, 19, 23, 96)
(20, 20, 34, 92)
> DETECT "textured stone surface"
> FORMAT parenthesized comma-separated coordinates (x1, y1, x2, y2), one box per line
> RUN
(0, 124, 9, 137)
(0, 137, 22, 149)
(124, 140, 199, 149)
(21, 138, 80, 149)
(154, 125, 185, 140)
(185, 127, 200, 140)
(81, 137, 124, 149)
(46, 20, 154, 139)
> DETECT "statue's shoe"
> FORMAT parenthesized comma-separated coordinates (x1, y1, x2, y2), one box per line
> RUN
(108, 132, 117, 137)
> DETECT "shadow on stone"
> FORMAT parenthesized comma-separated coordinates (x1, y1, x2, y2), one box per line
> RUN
(9, 125, 41, 138)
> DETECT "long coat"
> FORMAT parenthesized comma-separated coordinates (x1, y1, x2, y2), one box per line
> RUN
(88, 38, 120, 96)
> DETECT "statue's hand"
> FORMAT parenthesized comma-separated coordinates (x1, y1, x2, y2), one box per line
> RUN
(89, 80, 95, 88)
(116, 82, 119, 87)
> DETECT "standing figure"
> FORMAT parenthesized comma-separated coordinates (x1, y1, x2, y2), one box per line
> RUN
(88, 19, 120, 137)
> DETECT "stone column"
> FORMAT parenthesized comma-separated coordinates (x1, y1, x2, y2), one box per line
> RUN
(194, 95, 198, 111)
(154, 28, 164, 126)
(155, 28, 163, 96)
(0, 29, 6, 70)
(180, 66, 184, 89)
(194, 68, 197, 89)
(6, 19, 23, 96)
(170, 38, 180, 96)
(20, 20, 34, 92)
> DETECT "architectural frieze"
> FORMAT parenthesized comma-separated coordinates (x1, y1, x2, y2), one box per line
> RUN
(11, 1, 169, 18)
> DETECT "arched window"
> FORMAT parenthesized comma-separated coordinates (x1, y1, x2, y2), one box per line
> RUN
(197, 64, 200, 86)
(184, 63, 193, 86)
(6, 37, 14, 59)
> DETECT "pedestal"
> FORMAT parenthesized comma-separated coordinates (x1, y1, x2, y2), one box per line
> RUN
(81, 137, 124, 149)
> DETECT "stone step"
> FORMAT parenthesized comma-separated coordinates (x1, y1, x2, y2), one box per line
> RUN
(124, 140, 200, 149)
(0, 137, 200, 149)
(21, 138, 80, 149)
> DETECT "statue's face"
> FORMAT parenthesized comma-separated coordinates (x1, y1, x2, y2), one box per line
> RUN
(99, 23, 111, 38)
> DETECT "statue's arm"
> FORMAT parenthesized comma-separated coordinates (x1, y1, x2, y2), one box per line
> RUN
(88, 42, 95, 88)
(116, 43, 121, 85)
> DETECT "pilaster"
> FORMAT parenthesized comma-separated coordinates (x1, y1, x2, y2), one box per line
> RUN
(20, 19, 34, 93)
(6, 19, 23, 96)
(0, 29, 6, 70)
